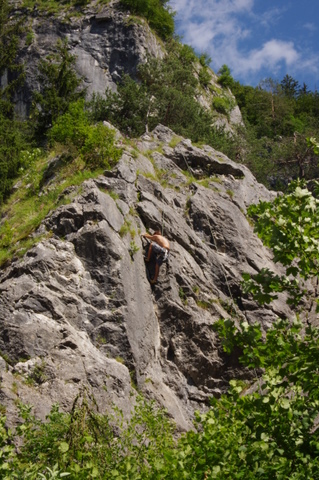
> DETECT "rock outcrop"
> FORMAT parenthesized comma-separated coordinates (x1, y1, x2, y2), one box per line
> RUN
(0, 125, 291, 429)
(6, 0, 242, 131)
(11, 0, 163, 117)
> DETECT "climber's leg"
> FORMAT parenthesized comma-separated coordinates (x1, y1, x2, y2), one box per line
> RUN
(150, 263, 160, 284)
(145, 243, 153, 262)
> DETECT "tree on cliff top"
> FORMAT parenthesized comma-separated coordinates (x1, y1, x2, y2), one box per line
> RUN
(120, 0, 175, 39)
(31, 39, 85, 137)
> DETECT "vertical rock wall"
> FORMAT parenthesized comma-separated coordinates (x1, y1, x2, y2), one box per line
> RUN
(0, 126, 291, 429)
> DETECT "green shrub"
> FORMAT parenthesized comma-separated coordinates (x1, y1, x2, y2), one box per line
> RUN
(212, 96, 232, 115)
(0, 393, 176, 478)
(49, 99, 90, 147)
(32, 39, 85, 137)
(49, 100, 122, 169)
(217, 64, 235, 89)
(0, 115, 30, 204)
(120, 0, 175, 39)
(198, 67, 211, 87)
(80, 123, 122, 169)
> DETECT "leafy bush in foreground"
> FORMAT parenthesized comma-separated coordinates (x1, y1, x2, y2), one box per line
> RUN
(0, 393, 175, 479)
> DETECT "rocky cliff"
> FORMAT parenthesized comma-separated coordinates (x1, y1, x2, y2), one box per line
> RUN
(7, 0, 242, 132)
(12, 0, 162, 117)
(0, 124, 291, 430)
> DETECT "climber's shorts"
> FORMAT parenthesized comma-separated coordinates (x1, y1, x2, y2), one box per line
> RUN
(152, 242, 169, 266)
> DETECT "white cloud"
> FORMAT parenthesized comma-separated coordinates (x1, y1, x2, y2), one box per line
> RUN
(234, 40, 300, 74)
(170, 0, 318, 86)
(303, 23, 316, 33)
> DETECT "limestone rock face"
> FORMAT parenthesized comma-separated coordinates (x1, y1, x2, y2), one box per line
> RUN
(0, 125, 290, 429)
(12, 0, 164, 117)
(7, 1, 242, 132)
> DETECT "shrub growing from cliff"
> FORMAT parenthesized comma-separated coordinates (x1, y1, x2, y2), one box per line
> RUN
(0, 394, 176, 479)
(32, 39, 86, 137)
(88, 41, 237, 159)
(120, 0, 175, 39)
(49, 100, 122, 169)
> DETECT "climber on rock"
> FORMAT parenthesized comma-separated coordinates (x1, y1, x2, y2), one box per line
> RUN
(141, 230, 170, 284)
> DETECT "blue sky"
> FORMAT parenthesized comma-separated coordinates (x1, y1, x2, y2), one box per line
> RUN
(170, 0, 319, 92)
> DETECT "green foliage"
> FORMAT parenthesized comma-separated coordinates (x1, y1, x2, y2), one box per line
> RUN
(199, 52, 212, 67)
(0, 0, 30, 204)
(232, 76, 319, 187)
(21, 0, 91, 15)
(119, 0, 175, 40)
(245, 179, 319, 309)
(179, 287, 188, 305)
(49, 100, 122, 169)
(201, 317, 319, 479)
(217, 64, 234, 89)
(88, 76, 150, 137)
(281, 74, 300, 99)
(198, 66, 211, 87)
(129, 240, 140, 259)
(0, 116, 30, 204)
(0, 0, 25, 116)
(212, 96, 233, 115)
(88, 42, 237, 160)
(31, 39, 85, 137)
(0, 144, 115, 267)
(1, 393, 176, 478)
(308, 136, 319, 155)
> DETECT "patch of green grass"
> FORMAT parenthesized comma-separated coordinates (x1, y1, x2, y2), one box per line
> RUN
(168, 136, 182, 148)
(196, 299, 213, 310)
(25, 29, 34, 46)
(119, 218, 137, 239)
(125, 15, 145, 27)
(210, 176, 222, 183)
(140, 171, 157, 182)
(179, 287, 188, 306)
(182, 170, 196, 185)
(21, 0, 90, 16)
(0, 152, 107, 268)
(115, 356, 125, 364)
(107, 190, 120, 201)
(192, 285, 200, 295)
(197, 178, 210, 188)
(0, 350, 13, 366)
(129, 240, 140, 260)
(96, 335, 107, 346)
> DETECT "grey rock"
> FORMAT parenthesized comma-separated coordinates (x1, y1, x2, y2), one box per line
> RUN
(5, 5, 242, 135)
(0, 126, 296, 430)
(8, 2, 165, 117)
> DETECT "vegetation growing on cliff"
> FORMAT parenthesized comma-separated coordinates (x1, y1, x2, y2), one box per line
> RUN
(1, 178, 319, 479)
(120, 0, 175, 40)
(88, 40, 237, 158)
(0, 0, 319, 476)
